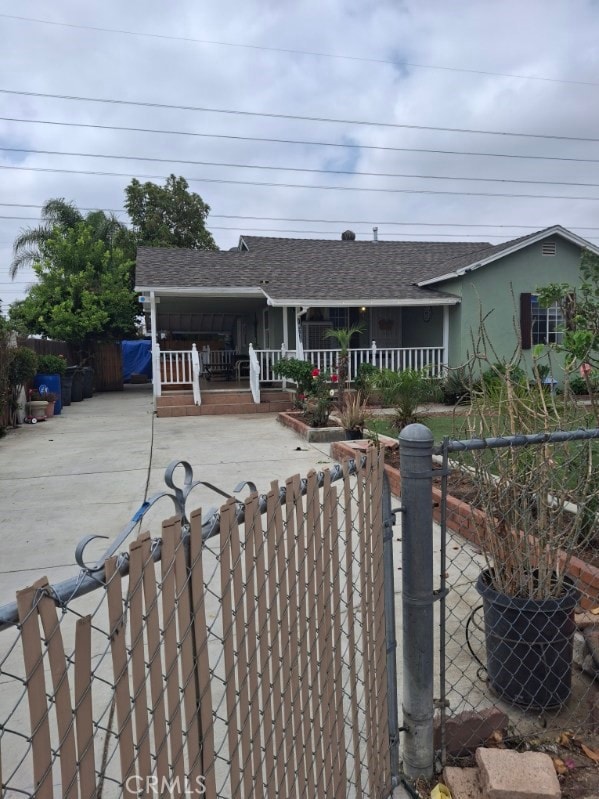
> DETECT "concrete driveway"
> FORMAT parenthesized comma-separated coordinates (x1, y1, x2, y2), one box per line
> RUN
(0, 384, 336, 602)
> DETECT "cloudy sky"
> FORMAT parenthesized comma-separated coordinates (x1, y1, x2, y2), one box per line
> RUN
(2, 0, 599, 306)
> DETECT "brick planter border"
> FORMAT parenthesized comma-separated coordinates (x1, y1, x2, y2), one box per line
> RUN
(331, 440, 599, 610)
(277, 411, 347, 443)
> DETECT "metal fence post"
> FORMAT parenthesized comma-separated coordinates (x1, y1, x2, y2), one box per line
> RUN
(399, 423, 434, 779)
(382, 471, 400, 786)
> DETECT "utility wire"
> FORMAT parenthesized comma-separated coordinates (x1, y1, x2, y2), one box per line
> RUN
(1, 87, 598, 142)
(3, 204, 599, 231)
(1, 12, 597, 89)
(3, 116, 599, 165)
(1, 163, 598, 201)
(3, 145, 599, 188)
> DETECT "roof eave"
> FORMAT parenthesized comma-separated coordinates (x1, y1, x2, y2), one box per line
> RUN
(264, 296, 460, 307)
(417, 225, 599, 287)
(134, 285, 265, 298)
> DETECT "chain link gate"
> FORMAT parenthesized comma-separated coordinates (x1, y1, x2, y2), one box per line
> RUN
(0, 451, 400, 798)
(436, 427, 599, 767)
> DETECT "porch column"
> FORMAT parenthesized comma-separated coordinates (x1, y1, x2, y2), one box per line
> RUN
(442, 305, 449, 376)
(295, 306, 306, 359)
(150, 291, 161, 398)
(282, 307, 289, 389)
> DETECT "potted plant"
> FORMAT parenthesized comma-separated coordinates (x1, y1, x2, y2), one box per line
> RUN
(462, 343, 595, 709)
(26, 389, 49, 421)
(338, 390, 368, 439)
(7, 347, 38, 427)
(38, 390, 58, 417)
(35, 354, 67, 414)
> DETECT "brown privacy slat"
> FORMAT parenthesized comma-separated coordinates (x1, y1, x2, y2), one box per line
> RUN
(127, 535, 152, 781)
(74, 617, 97, 799)
(291, 475, 316, 796)
(305, 471, 326, 797)
(342, 460, 362, 795)
(267, 485, 286, 798)
(36, 582, 78, 799)
(277, 482, 297, 797)
(373, 451, 391, 793)
(368, 451, 385, 792)
(297, 474, 316, 797)
(104, 556, 136, 798)
(284, 475, 304, 799)
(253, 487, 275, 796)
(17, 580, 54, 799)
(329, 486, 349, 794)
(220, 499, 242, 797)
(319, 471, 336, 797)
(188, 509, 217, 799)
(140, 533, 169, 786)
(229, 497, 252, 799)
(243, 495, 263, 799)
(160, 518, 185, 783)
(359, 451, 377, 794)
(172, 522, 202, 787)
(325, 483, 347, 799)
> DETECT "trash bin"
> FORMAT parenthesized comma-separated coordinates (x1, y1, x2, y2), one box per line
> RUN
(34, 373, 62, 415)
(70, 369, 84, 402)
(82, 366, 94, 398)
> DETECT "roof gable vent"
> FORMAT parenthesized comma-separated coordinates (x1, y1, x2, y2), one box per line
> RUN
(541, 241, 557, 256)
(341, 230, 356, 241)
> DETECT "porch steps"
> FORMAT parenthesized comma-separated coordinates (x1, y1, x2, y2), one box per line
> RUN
(156, 390, 293, 418)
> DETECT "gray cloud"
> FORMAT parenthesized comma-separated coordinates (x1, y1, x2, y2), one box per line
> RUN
(2, 0, 599, 305)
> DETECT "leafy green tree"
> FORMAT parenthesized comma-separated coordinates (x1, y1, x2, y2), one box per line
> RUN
(10, 199, 134, 278)
(125, 174, 217, 250)
(9, 223, 138, 361)
(537, 249, 599, 422)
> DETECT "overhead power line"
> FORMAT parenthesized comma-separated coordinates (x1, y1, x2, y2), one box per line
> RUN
(1, 163, 599, 201)
(4, 145, 599, 189)
(1, 88, 598, 142)
(3, 204, 599, 232)
(1, 12, 597, 89)
(4, 116, 599, 165)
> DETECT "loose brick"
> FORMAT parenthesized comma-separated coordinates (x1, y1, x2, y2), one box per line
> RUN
(442, 767, 481, 799)
(475, 748, 560, 799)
(433, 707, 508, 756)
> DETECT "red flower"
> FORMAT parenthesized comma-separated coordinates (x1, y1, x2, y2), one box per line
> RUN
(331, 374, 339, 383)
(297, 393, 305, 400)
(311, 368, 320, 377)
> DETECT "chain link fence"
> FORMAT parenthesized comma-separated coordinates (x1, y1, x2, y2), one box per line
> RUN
(436, 428, 599, 764)
(0, 452, 399, 798)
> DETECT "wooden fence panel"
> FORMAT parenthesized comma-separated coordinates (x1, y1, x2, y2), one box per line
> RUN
(92, 342, 123, 391)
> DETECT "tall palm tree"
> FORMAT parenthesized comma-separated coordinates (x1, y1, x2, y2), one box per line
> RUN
(10, 200, 132, 278)
(325, 322, 366, 402)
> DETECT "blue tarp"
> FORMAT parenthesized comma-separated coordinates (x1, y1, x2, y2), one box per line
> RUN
(122, 340, 152, 381)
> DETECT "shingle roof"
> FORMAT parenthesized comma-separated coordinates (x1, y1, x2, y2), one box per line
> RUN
(135, 227, 582, 303)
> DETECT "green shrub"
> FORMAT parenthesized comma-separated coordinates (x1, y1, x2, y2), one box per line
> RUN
(8, 347, 38, 387)
(441, 368, 472, 405)
(374, 368, 440, 430)
(37, 353, 67, 375)
(272, 358, 314, 394)
(355, 362, 378, 400)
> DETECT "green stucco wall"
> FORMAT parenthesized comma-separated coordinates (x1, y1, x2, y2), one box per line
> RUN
(439, 237, 584, 372)
(401, 306, 443, 348)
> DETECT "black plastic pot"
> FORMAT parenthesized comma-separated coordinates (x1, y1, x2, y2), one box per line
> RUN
(82, 366, 94, 398)
(70, 369, 84, 402)
(345, 428, 363, 440)
(476, 569, 579, 709)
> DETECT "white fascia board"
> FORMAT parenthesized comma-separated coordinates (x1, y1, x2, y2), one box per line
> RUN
(264, 296, 460, 307)
(417, 226, 599, 287)
(134, 286, 264, 298)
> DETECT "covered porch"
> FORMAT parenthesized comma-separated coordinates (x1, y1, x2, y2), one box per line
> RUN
(143, 291, 453, 412)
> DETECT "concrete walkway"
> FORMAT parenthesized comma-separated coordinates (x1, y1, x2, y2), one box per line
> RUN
(0, 384, 336, 601)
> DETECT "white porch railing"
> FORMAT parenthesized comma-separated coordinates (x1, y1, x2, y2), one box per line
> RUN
(256, 345, 446, 383)
(191, 344, 201, 406)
